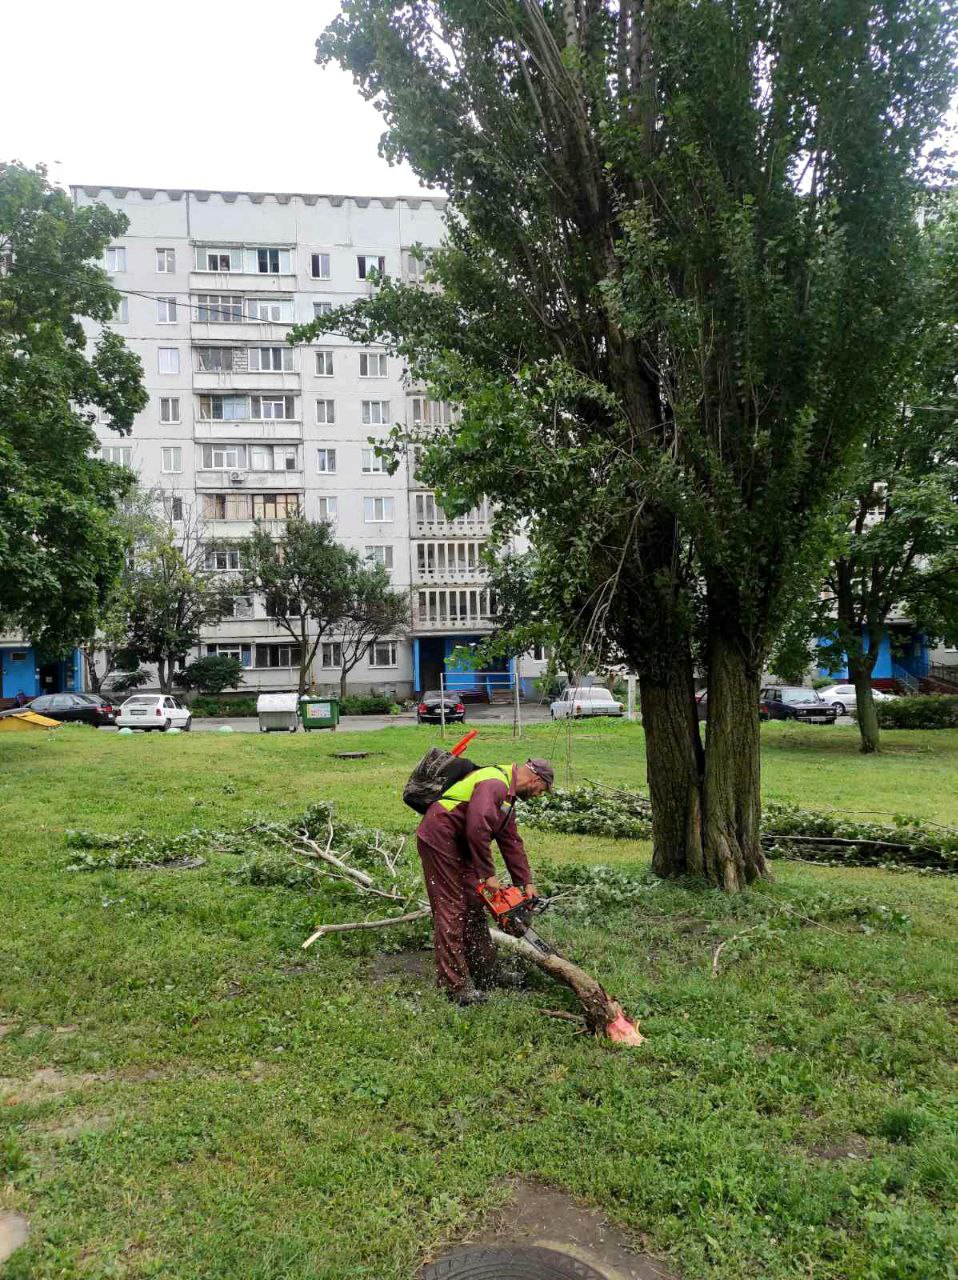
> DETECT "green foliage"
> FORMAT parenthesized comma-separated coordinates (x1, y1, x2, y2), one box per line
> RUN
(0, 162, 148, 651)
(190, 695, 257, 718)
(339, 693, 395, 715)
(873, 694, 958, 729)
(175, 655, 244, 696)
(108, 668, 150, 693)
(525, 785, 653, 840)
(64, 827, 214, 871)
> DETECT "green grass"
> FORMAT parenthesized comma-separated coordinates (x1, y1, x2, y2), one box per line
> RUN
(1, 721, 957, 1279)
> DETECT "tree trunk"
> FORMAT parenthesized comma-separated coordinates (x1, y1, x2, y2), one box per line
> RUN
(340, 668, 348, 699)
(157, 658, 172, 693)
(639, 651, 705, 879)
(701, 632, 768, 890)
(83, 650, 101, 694)
(849, 648, 881, 754)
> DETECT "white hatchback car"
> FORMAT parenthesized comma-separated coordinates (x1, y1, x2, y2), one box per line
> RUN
(116, 694, 192, 732)
(550, 686, 625, 720)
(817, 684, 897, 716)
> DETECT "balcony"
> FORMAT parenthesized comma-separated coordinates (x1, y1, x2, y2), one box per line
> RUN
(198, 518, 291, 539)
(413, 587, 497, 634)
(189, 272, 296, 293)
(194, 420, 303, 441)
(194, 370, 300, 391)
(195, 469, 305, 491)
(412, 539, 488, 584)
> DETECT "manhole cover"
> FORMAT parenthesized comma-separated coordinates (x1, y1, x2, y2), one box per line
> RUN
(422, 1246, 608, 1279)
(332, 751, 378, 759)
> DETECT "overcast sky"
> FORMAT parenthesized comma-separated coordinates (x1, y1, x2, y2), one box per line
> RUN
(2, 0, 438, 198)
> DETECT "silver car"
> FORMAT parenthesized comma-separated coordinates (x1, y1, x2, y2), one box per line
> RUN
(550, 686, 625, 720)
(817, 683, 896, 715)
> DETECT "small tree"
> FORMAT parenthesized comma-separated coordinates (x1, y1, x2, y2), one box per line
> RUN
(242, 517, 356, 694)
(337, 562, 409, 698)
(125, 515, 232, 692)
(175, 655, 245, 696)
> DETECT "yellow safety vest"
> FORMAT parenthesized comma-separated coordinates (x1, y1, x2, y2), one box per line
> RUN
(437, 763, 514, 811)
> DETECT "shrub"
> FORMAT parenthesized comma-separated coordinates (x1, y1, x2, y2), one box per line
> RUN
(175, 655, 245, 695)
(872, 694, 958, 729)
(339, 693, 394, 715)
(191, 696, 258, 718)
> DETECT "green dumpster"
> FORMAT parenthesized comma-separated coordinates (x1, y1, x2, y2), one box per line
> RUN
(299, 694, 340, 731)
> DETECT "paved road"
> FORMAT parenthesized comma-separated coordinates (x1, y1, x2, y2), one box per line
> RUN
(188, 703, 556, 733)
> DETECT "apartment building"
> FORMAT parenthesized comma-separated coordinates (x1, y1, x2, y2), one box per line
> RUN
(31, 183, 544, 701)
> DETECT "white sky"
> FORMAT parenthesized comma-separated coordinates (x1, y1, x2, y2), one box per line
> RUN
(1, 0, 439, 198)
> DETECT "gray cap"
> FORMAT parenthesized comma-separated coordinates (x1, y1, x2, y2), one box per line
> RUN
(526, 758, 555, 790)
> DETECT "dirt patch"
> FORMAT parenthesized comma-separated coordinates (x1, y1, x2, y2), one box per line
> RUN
(806, 1134, 871, 1161)
(435, 1179, 678, 1280)
(369, 949, 435, 986)
(44, 1112, 113, 1140)
(0, 1068, 104, 1105)
(0, 1212, 30, 1265)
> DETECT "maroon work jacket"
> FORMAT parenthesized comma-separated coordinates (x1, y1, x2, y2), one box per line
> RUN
(416, 763, 533, 886)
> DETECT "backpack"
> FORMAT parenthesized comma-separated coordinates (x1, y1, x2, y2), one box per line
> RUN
(403, 747, 479, 814)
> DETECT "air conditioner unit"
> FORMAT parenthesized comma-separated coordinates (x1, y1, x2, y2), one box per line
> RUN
(228, 471, 245, 484)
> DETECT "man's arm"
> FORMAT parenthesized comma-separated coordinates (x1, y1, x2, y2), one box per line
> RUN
(494, 808, 533, 889)
(464, 778, 520, 882)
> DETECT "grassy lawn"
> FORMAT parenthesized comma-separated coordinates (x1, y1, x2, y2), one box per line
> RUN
(1, 721, 956, 1279)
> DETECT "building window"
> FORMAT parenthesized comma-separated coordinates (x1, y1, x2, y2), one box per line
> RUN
(201, 444, 247, 470)
(318, 497, 338, 522)
(197, 248, 234, 272)
(159, 397, 180, 424)
(361, 447, 386, 474)
(255, 247, 291, 274)
(248, 346, 293, 372)
(359, 351, 388, 378)
(156, 248, 175, 273)
(361, 400, 390, 426)
(161, 447, 182, 473)
(170, 496, 184, 521)
(357, 254, 386, 280)
(198, 394, 248, 421)
(363, 496, 394, 523)
(205, 547, 241, 572)
(249, 444, 297, 472)
(195, 346, 233, 372)
(315, 350, 334, 376)
(368, 640, 398, 668)
(411, 397, 452, 427)
(317, 448, 337, 474)
(202, 493, 253, 520)
(106, 246, 126, 273)
(250, 395, 295, 421)
(102, 446, 132, 468)
(113, 297, 129, 323)
(247, 297, 293, 323)
(310, 252, 331, 279)
(404, 249, 427, 281)
(255, 643, 302, 669)
(158, 347, 180, 374)
(315, 399, 335, 424)
(365, 545, 394, 571)
(321, 641, 343, 668)
(230, 597, 254, 621)
(157, 297, 177, 323)
(196, 294, 243, 323)
(531, 644, 548, 663)
(313, 300, 333, 318)
(252, 493, 301, 519)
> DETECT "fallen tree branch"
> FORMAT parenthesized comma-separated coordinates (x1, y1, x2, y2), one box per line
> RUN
(302, 908, 432, 949)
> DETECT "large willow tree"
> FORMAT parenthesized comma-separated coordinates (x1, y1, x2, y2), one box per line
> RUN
(305, 0, 957, 889)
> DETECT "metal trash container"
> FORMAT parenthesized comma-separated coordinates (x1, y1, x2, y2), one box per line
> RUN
(256, 692, 299, 733)
(299, 694, 340, 731)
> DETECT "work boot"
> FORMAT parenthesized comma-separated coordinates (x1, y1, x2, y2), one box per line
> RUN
(447, 985, 489, 1007)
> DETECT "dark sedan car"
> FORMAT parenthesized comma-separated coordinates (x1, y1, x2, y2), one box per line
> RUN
(28, 692, 117, 726)
(759, 686, 838, 724)
(416, 691, 466, 725)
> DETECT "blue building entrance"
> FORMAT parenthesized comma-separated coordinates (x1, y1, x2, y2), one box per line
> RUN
(0, 646, 82, 701)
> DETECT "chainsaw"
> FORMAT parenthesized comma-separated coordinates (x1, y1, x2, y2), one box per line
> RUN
(476, 881, 557, 956)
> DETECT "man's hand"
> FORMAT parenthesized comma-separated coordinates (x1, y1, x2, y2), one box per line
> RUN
(524, 883, 539, 900)
(483, 875, 503, 891)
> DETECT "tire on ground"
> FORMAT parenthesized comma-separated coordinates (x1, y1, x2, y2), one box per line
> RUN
(421, 1246, 608, 1279)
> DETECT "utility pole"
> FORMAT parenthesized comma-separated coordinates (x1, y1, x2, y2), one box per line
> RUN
(513, 656, 522, 739)
(439, 671, 446, 739)
(627, 673, 637, 721)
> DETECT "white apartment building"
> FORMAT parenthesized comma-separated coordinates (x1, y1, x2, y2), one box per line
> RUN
(55, 184, 544, 701)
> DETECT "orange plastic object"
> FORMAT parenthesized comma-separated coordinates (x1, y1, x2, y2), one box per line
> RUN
(450, 729, 477, 756)
(606, 1011, 645, 1046)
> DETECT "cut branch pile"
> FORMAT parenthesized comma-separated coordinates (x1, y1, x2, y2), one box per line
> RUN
(66, 803, 643, 1045)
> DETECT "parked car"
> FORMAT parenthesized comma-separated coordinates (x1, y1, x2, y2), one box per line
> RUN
(696, 689, 770, 721)
(759, 686, 838, 724)
(115, 694, 192, 732)
(27, 692, 116, 727)
(550, 686, 625, 720)
(417, 691, 466, 724)
(816, 683, 897, 716)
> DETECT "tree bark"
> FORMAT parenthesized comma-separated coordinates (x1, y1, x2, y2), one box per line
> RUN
(849, 647, 881, 754)
(701, 631, 768, 890)
(638, 650, 705, 879)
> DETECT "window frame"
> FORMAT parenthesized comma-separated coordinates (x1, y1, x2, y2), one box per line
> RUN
(156, 296, 177, 324)
(195, 294, 244, 323)
(361, 447, 386, 474)
(316, 448, 337, 474)
(315, 350, 334, 377)
(156, 247, 175, 273)
(102, 445, 132, 468)
(248, 346, 293, 372)
(318, 496, 338, 522)
(359, 351, 388, 378)
(310, 252, 331, 280)
(361, 400, 390, 427)
(157, 346, 180, 375)
(365, 545, 394, 571)
(113, 296, 129, 324)
(363, 496, 395, 523)
(106, 246, 126, 273)
(321, 641, 343, 668)
(368, 639, 398, 668)
(315, 399, 336, 425)
(159, 396, 181, 424)
(160, 446, 182, 474)
(357, 254, 386, 280)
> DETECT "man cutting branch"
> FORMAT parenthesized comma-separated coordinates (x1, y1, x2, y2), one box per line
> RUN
(416, 758, 554, 1004)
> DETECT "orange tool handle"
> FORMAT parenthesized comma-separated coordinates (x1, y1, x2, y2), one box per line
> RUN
(450, 729, 477, 757)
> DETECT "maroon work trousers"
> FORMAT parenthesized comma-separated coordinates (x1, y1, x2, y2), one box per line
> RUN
(416, 831, 497, 993)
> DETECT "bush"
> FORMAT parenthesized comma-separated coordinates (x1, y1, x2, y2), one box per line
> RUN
(175, 655, 244, 695)
(339, 693, 394, 715)
(872, 694, 958, 729)
(191, 696, 258, 718)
